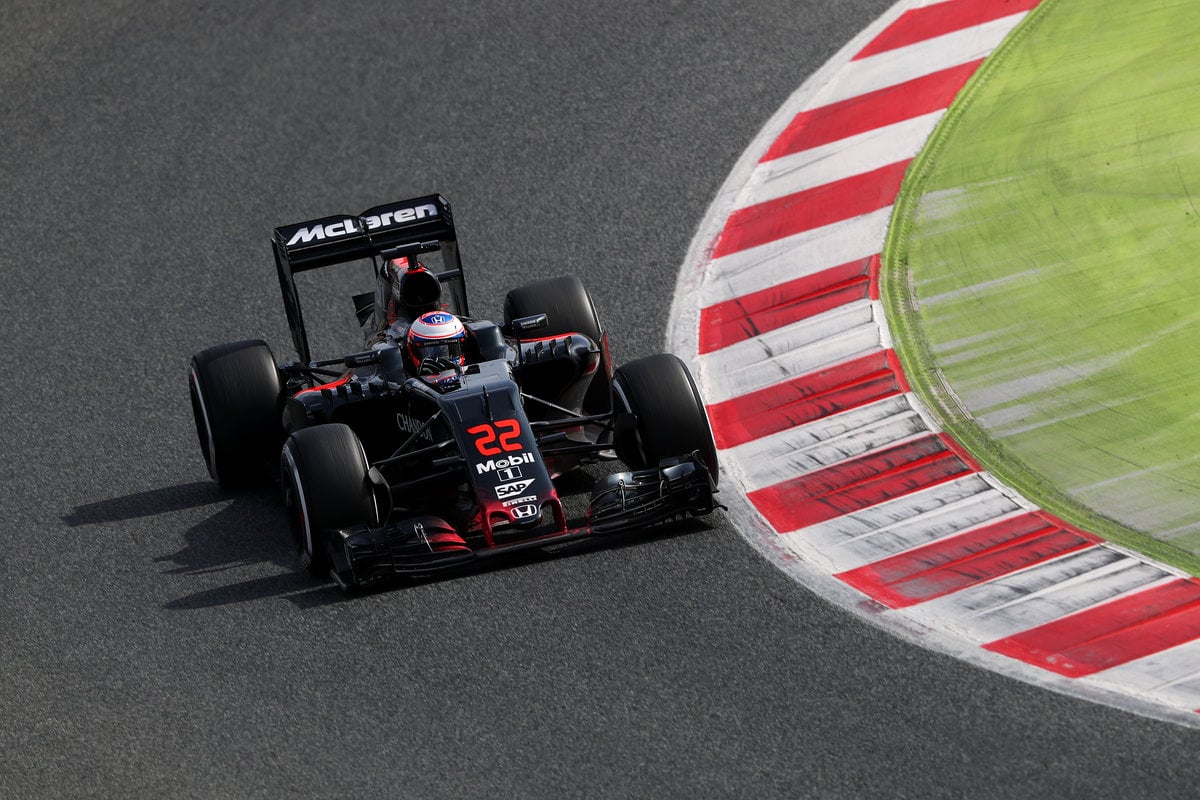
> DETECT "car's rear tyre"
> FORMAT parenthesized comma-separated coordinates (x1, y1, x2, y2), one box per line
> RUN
(280, 424, 378, 577)
(189, 339, 283, 490)
(504, 274, 612, 414)
(612, 353, 719, 486)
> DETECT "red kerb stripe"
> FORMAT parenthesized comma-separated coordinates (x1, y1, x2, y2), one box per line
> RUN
(761, 61, 982, 163)
(713, 160, 910, 259)
(983, 578, 1200, 678)
(698, 257, 873, 353)
(748, 434, 975, 532)
(855, 0, 1042, 60)
(867, 253, 882, 301)
(937, 432, 982, 473)
(884, 350, 911, 393)
(836, 512, 1100, 608)
(706, 351, 903, 449)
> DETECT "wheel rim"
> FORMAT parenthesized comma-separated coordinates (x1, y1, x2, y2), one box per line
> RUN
(611, 377, 649, 468)
(281, 446, 315, 566)
(355, 438, 380, 528)
(189, 368, 219, 482)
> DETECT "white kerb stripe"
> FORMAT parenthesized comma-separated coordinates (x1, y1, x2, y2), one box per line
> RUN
(698, 208, 891, 308)
(737, 112, 946, 210)
(814, 13, 1036, 107)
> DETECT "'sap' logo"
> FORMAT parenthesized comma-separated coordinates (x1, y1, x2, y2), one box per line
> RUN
(495, 479, 535, 500)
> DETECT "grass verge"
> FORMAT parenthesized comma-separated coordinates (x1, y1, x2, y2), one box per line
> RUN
(882, 0, 1200, 574)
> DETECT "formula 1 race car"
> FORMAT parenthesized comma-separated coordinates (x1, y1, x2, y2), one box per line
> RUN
(188, 194, 720, 589)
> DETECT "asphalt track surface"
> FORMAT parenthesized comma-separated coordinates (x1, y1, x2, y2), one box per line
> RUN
(3, 2, 1200, 797)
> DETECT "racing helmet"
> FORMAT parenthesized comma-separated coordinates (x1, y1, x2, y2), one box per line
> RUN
(406, 311, 467, 373)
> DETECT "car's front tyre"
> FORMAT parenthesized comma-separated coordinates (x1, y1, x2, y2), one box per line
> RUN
(611, 353, 719, 486)
(280, 424, 378, 577)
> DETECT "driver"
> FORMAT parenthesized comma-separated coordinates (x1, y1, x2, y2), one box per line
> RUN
(406, 310, 468, 377)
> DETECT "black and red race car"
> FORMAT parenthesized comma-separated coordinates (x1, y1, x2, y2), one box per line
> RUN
(188, 194, 720, 589)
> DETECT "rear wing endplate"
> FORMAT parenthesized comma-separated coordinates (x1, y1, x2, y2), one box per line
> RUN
(272, 194, 466, 362)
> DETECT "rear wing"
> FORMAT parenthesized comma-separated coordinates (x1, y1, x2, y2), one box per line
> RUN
(272, 194, 467, 362)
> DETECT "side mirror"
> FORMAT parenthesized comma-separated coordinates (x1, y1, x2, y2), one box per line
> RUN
(510, 313, 549, 335)
(378, 344, 407, 382)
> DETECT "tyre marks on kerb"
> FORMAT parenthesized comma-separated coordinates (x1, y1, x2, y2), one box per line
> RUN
(712, 161, 911, 260)
(670, 0, 1200, 724)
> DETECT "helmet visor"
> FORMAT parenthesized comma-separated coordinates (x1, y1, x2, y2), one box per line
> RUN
(411, 338, 465, 363)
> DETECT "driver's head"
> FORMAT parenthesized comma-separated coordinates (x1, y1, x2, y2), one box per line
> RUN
(406, 311, 467, 373)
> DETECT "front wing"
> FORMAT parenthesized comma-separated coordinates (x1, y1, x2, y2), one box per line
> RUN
(327, 455, 718, 589)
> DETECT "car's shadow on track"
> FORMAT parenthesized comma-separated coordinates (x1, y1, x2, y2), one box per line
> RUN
(63, 480, 335, 609)
(62, 480, 230, 527)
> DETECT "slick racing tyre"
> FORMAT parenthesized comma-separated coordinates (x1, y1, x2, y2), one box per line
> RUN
(280, 424, 378, 577)
(189, 339, 284, 490)
(504, 274, 612, 414)
(612, 353, 719, 486)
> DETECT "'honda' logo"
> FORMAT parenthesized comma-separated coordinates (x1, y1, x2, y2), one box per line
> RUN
(510, 504, 539, 520)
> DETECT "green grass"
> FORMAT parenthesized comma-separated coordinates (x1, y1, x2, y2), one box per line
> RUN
(883, 0, 1200, 574)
